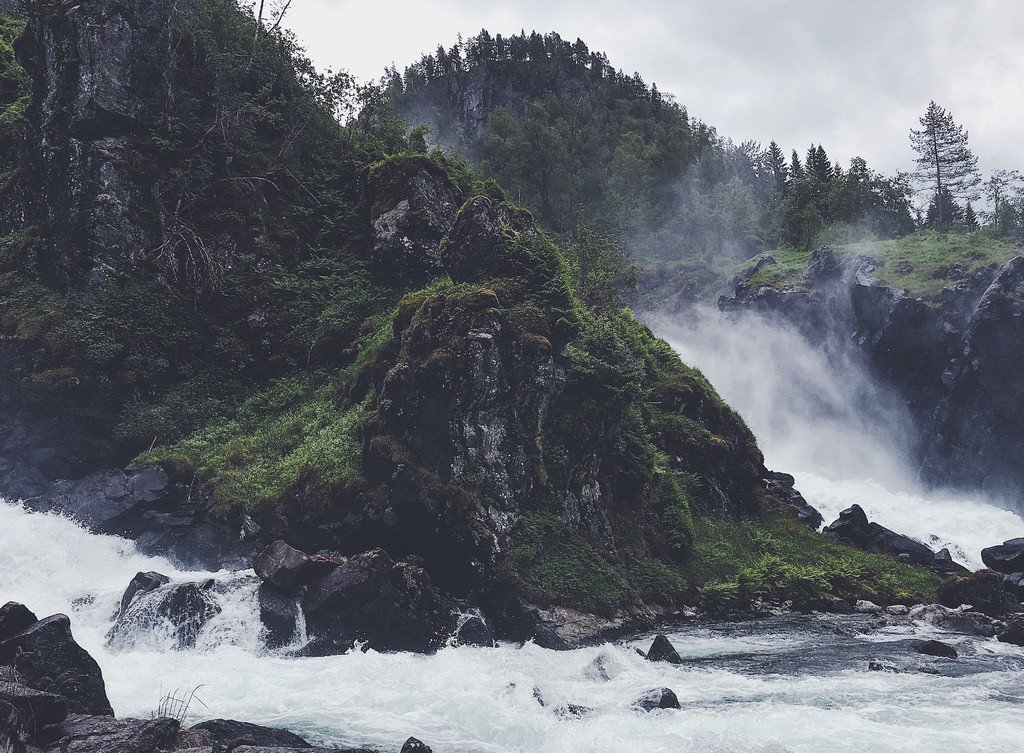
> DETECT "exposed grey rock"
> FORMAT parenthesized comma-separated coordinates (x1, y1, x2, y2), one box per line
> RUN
(0, 683, 68, 737)
(258, 583, 300, 650)
(400, 738, 433, 753)
(0, 614, 112, 716)
(908, 604, 998, 637)
(633, 687, 680, 712)
(118, 571, 170, 617)
(106, 580, 221, 651)
(0, 603, 38, 642)
(36, 713, 178, 753)
(997, 617, 1024, 646)
(915, 639, 958, 658)
(253, 540, 335, 595)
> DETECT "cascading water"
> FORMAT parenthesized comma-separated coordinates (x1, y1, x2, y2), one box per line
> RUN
(3, 307, 1024, 753)
(2, 500, 1024, 753)
(646, 307, 1024, 568)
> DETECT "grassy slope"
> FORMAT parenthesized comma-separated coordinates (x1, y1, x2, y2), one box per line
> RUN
(742, 231, 1021, 297)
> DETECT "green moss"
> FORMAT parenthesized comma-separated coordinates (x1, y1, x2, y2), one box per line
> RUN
(501, 513, 635, 615)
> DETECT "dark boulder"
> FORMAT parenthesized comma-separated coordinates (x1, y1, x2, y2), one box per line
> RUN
(0, 614, 112, 716)
(451, 612, 495, 647)
(0, 699, 27, 753)
(914, 639, 958, 658)
(981, 538, 1024, 574)
(301, 549, 455, 654)
(118, 571, 171, 617)
(0, 603, 38, 642)
(254, 540, 339, 595)
(401, 738, 434, 753)
(931, 548, 969, 575)
(997, 617, 1024, 646)
(257, 583, 300, 649)
(824, 505, 937, 566)
(938, 569, 1022, 617)
(633, 687, 680, 712)
(645, 634, 683, 665)
(106, 580, 221, 650)
(186, 719, 311, 748)
(36, 713, 179, 753)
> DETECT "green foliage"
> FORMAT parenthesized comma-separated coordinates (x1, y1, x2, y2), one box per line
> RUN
(687, 513, 940, 610)
(145, 377, 370, 513)
(502, 513, 635, 615)
(0, 11, 27, 183)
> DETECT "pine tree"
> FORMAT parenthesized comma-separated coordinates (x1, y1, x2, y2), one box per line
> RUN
(910, 101, 980, 231)
(790, 150, 804, 180)
(964, 202, 979, 230)
(766, 141, 788, 192)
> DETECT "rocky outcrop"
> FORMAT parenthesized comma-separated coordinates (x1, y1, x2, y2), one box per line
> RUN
(644, 634, 683, 664)
(185, 719, 312, 749)
(720, 247, 1024, 498)
(23, 464, 262, 570)
(0, 611, 112, 716)
(368, 155, 462, 284)
(633, 687, 680, 712)
(823, 504, 965, 574)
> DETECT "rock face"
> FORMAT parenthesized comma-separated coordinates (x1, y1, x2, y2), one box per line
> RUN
(39, 714, 180, 753)
(720, 247, 1024, 498)
(0, 611, 112, 716)
(368, 156, 463, 284)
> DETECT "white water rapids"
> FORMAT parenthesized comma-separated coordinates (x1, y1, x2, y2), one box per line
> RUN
(2, 306, 1024, 752)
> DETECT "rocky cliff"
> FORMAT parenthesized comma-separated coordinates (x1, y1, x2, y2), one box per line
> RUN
(721, 246, 1024, 499)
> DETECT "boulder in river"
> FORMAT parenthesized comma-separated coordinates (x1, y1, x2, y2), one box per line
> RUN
(981, 538, 1024, 574)
(301, 548, 456, 654)
(258, 582, 301, 649)
(908, 604, 998, 637)
(40, 713, 180, 753)
(118, 571, 171, 616)
(915, 639, 958, 658)
(645, 634, 683, 664)
(401, 738, 434, 753)
(106, 579, 221, 650)
(938, 569, 1023, 617)
(254, 540, 339, 595)
(633, 687, 681, 712)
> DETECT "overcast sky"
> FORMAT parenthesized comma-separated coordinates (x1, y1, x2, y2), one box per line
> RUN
(282, 0, 1023, 178)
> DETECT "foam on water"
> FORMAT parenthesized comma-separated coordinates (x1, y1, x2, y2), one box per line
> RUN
(2, 500, 1024, 753)
(648, 307, 1024, 567)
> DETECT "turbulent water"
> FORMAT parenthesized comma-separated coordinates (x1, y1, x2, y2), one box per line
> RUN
(649, 307, 1024, 568)
(3, 305, 1024, 752)
(2, 501, 1024, 753)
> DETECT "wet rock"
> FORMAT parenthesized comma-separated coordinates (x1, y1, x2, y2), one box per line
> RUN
(982, 538, 1024, 574)
(0, 603, 38, 642)
(106, 580, 221, 651)
(885, 604, 910, 616)
(38, 713, 179, 753)
(633, 687, 680, 712)
(554, 703, 593, 719)
(908, 604, 998, 637)
(301, 549, 454, 654)
(997, 617, 1024, 646)
(915, 639, 958, 658)
(452, 612, 494, 647)
(118, 571, 171, 617)
(0, 614, 112, 716)
(254, 540, 337, 595)
(583, 652, 615, 681)
(868, 660, 899, 673)
(0, 700, 27, 753)
(401, 739, 434, 753)
(931, 548, 969, 575)
(938, 569, 1023, 617)
(258, 583, 300, 649)
(645, 634, 683, 664)
(186, 719, 311, 748)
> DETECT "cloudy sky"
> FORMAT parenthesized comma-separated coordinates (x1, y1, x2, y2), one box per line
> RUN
(282, 0, 1023, 178)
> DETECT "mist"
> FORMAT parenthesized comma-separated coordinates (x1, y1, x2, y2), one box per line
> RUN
(644, 306, 1024, 568)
